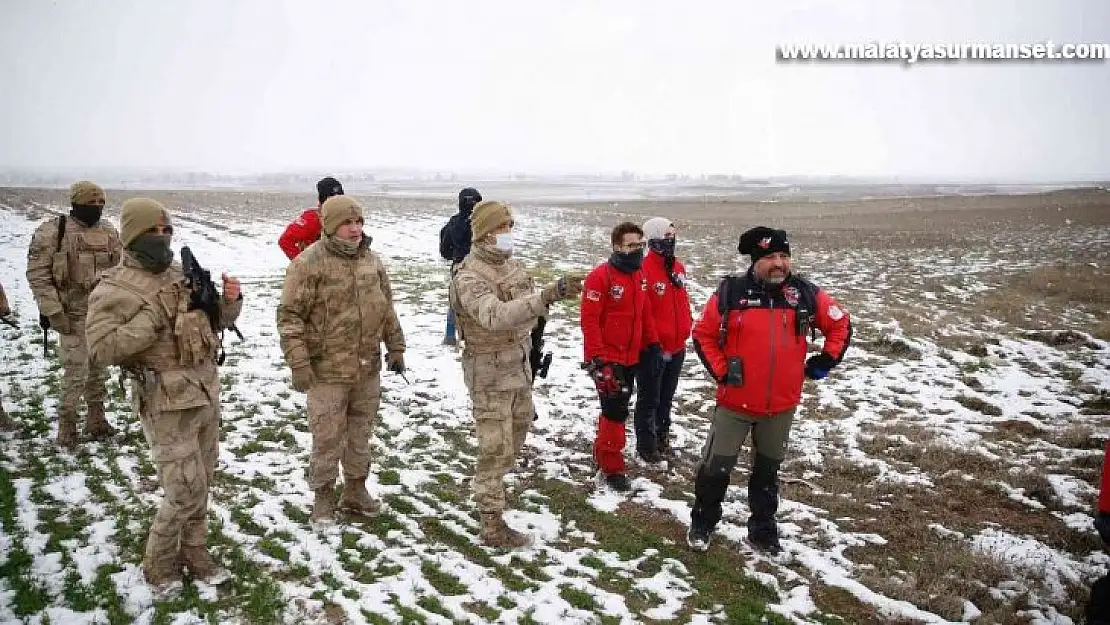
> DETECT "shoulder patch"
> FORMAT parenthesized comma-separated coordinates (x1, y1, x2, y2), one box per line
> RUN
(585, 289, 601, 302)
(827, 304, 845, 321)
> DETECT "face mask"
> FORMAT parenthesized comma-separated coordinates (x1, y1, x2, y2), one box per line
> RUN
(128, 234, 174, 273)
(609, 248, 644, 273)
(494, 232, 514, 253)
(71, 204, 103, 227)
(326, 234, 362, 258)
(648, 237, 676, 258)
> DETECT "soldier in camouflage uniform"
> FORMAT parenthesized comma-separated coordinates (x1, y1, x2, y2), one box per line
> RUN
(0, 281, 18, 432)
(86, 198, 243, 595)
(451, 200, 583, 548)
(26, 181, 122, 449)
(277, 196, 406, 526)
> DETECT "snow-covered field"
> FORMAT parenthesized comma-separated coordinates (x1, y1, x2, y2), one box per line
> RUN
(0, 187, 1108, 624)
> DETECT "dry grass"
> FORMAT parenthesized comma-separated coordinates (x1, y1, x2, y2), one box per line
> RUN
(981, 264, 1110, 334)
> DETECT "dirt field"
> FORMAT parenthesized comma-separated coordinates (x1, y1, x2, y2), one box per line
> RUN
(0, 185, 1108, 624)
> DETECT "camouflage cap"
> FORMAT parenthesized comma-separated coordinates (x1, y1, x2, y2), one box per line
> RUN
(320, 196, 363, 236)
(120, 198, 171, 247)
(70, 181, 106, 205)
(470, 200, 513, 243)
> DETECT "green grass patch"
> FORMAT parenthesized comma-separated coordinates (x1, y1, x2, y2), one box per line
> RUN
(421, 560, 468, 595)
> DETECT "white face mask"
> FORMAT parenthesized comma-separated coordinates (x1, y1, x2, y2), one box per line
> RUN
(494, 232, 514, 253)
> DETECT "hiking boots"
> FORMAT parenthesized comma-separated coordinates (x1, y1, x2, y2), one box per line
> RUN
(748, 527, 782, 555)
(637, 450, 668, 472)
(598, 471, 632, 493)
(56, 414, 78, 451)
(479, 513, 531, 549)
(339, 480, 381, 517)
(0, 405, 17, 433)
(686, 525, 712, 552)
(84, 403, 116, 440)
(179, 545, 231, 585)
(143, 554, 184, 600)
(311, 484, 337, 526)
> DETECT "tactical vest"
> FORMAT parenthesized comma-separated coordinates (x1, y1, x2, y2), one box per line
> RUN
(50, 216, 118, 313)
(450, 255, 534, 355)
(100, 264, 218, 373)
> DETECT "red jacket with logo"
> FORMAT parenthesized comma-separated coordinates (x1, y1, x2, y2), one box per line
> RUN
(642, 251, 693, 355)
(692, 272, 851, 416)
(278, 208, 322, 260)
(580, 261, 660, 366)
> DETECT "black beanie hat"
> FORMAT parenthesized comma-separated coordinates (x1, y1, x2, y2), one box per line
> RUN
(738, 226, 791, 262)
(317, 177, 344, 204)
(459, 187, 482, 213)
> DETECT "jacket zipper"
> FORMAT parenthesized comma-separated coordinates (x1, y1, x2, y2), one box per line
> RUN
(766, 298, 776, 412)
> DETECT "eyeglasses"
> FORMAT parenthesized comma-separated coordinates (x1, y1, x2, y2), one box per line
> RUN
(619, 242, 646, 251)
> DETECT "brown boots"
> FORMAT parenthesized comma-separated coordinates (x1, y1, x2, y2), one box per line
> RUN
(57, 403, 115, 450)
(311, 484, 337, 526)
(339, 480, 381, 517)
(56, 412, 78, 451)
(179, 545, 231, 586)
(479, 513, 531, 549)
(84, 402, 116, 440)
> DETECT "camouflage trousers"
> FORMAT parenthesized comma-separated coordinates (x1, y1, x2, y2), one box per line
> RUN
(58, 319, 109, 416)
(471, 388, 534, 515)
(138, 396, 220, 570)
(306, 368, 381, 490)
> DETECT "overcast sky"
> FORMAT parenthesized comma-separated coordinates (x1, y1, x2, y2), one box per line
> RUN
(1, 0, 1107, 179)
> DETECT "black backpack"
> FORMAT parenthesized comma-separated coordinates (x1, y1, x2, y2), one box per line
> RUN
(439, 219, 454, 261)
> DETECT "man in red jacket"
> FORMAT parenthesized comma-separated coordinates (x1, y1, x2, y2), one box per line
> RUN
(278, 177, 344, 260)
(687, 226, 851, 554)
(635, 217, 693, 470)
(581, 222, 661, 492)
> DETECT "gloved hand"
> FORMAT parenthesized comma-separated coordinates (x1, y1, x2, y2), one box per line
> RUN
(561, 274, 585, 298)
(805, 352, 836, 380)
(587, 358, 621, 396)
(1096, 512, 1110, 547)
(48, 312, 72, 336)
(386, 351, 405, 374)
(540, 281, 562, 305)
(291, 365, 315, 393)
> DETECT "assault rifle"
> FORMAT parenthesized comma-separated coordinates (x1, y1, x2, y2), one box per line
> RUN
(180, 246, 244, 343)
(529, 316, 553, 381)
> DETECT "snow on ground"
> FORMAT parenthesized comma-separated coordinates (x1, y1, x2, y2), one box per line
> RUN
(0, 189, 1108, 624)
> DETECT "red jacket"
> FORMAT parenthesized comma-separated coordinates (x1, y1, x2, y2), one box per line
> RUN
(278, 208, 322, 260)
(693, 272, 851, 416)
(580, 261, 660, 366)
(642, 251, 693, 355)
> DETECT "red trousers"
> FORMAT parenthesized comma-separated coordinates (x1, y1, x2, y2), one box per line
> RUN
(593, 365, 636, 475)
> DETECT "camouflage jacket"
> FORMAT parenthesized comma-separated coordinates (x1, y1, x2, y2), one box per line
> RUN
(26, 214, 122, 320)
(86, 253, 243, 410)
(276, 236, 406, 384)
(451, 243, 548, 391)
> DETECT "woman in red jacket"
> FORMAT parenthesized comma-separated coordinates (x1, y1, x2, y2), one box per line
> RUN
(687, 226, 851, 554)
(580, 222, 661, 492)
(635, 218, 693, 469)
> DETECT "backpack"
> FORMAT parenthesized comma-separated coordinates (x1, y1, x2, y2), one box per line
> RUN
(439, 218, 454, 261)
(715, 274, 817, 348)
